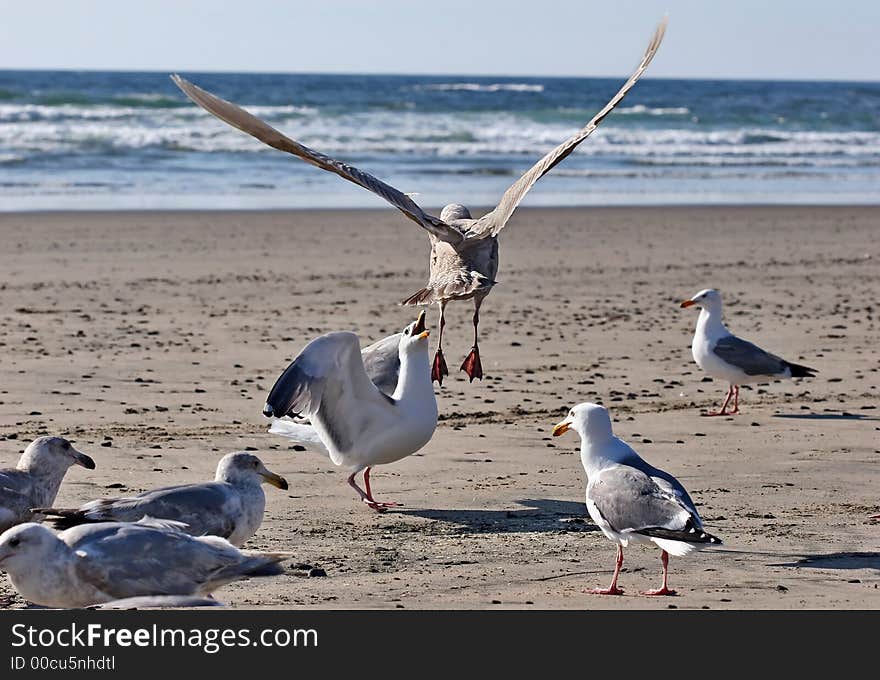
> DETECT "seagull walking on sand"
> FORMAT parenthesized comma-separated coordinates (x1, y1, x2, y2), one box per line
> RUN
(0, 518, 284, 609)
(35, 452, 287, 546)
(170, 18, 667, 385)
(552, 403, 721, 596)
(0, 436, 95, 532)
(680, 288, 817, 416)
(262, 311, 437, 512)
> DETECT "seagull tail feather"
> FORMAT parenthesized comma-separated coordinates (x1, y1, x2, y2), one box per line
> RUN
(786, 361, 818, 378)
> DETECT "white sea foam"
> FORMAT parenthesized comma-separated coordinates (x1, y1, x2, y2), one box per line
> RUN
(415, 83, 544, 93)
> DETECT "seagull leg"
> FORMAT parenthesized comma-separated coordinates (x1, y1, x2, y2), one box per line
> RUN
(641, 550, 677, 596)
(730, 385, 740, 414)
(587, 544, 625, 595)
(460, 298, 483, 382)
(347, 470, 386, 513)
(704, 385, 734, 416)
(432, 301, 449, 385)
(362, 467, 401, 509)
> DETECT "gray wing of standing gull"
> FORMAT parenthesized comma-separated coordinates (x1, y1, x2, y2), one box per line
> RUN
(361, 332, 402, 397)
(171, 75, 462, 245)
(465, 18, 667, 240)
(263, 332, 391, 457)
(65, 521, 283, 600)
(712, 335, 788, 376)
(589, 466, 704, 540)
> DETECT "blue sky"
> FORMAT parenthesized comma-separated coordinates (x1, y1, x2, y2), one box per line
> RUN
(1, 0, 877, 80)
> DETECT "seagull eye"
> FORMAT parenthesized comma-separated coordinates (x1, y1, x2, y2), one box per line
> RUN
(404, 328, 410, 336)
(8, 538, 20, 548)
(253, 460, 259, 468)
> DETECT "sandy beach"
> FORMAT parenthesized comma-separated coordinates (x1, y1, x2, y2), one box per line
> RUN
(0, 204, 877, 610)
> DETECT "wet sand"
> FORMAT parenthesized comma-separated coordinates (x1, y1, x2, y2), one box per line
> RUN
(0, 205, 877, 609)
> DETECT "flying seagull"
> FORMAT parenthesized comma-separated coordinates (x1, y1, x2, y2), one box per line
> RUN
(553, 402, 721, 595)
(1, 436, 95, 532)
(170, 18, 667, 385)
(35, 451, 287, 546)
(262, 311, 436, 512)
(680, 288, 817, 416)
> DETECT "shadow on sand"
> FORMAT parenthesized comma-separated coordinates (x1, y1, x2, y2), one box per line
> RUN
(773, 412, 879, 421)
(770, 552, 880, 571)
(398, 498, 597, 534)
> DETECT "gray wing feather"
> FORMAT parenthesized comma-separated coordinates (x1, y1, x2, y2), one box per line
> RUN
(67, 523, 260, 598)
(361, 333, 402, 397)
(265, 332, 388, 456)
(466, 18, 667, 239)
(713, 335, 787, 376)
(171, 75, 462, 245)
(589, 466, 696, 535)
(0, 470, 36, 529)
(79, 483, 240, 538)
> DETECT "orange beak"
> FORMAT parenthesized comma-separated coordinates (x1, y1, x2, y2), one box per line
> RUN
(552, 421, 571, 437)
(680, 299, 696, 308)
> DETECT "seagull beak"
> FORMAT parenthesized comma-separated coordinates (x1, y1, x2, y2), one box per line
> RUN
(260, 468, 289, 490)
(552, 420, 571, 437)
(73, 449, 96, 470)
(413, 310, 427, 335)
(680, 299, 696, 308)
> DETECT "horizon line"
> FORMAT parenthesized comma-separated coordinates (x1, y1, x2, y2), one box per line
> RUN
(1, 67, 878, 86)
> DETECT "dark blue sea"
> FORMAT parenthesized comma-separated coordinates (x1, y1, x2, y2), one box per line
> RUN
(1, 70, 878, 210)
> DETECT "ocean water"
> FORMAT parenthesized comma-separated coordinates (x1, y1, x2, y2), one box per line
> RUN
(1, 70, 878, 211)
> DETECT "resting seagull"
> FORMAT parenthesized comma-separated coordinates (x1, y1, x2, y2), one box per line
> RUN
(553, 403, 721, 595)
(262, 311, 436, 512)
(0, 436, 95, 533)
(0, 518, 284, 609)
(680, 288, 818, 416)
(34, 452, 287, 546)
(170, 18, 667, 385)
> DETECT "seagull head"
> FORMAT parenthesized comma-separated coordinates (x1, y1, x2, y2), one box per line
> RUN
(0, 523, 60, 572)
(440, 204, 472, 222)
(680, 288, 722, 312)
(216, 452, 288, 490)
(398, 310, 430, 358)
(552, 402, 614, 442)
(17, 436, 96, 475)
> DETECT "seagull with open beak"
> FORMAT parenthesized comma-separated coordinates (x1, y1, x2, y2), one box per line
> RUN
(264, 311, 437, 511)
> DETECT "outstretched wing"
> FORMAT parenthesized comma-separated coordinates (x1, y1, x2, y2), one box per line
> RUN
(712, 335, 788, 377)
(361, 332, 402, 397)
(171, 75, 462, 244)
(466, 18, 667, 239)
(263, 332, 394, 463)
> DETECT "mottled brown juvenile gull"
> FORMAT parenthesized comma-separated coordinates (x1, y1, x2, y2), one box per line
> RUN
(262, 311, 436, 512)
(0, 518, 284, 608)
(170, 18, 667, 385)
(35, 452, 287, 546)
(680, 288, 817, 415)
(552, 403, 721, 595)
(0, 436, 95, 532)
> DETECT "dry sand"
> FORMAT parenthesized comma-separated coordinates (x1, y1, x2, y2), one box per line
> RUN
(0, 205, 877, 610)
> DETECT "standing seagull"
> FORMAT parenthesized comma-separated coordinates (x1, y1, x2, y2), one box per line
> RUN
(170, 18, 667, 385)
(262, 311, 436, 512)
(680, 288, 817, 416)
(552, 402, 721, 595)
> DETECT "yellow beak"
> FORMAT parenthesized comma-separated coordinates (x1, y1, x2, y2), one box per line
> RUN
(552, 421, 570, 437)
(260, 470, 289, 490)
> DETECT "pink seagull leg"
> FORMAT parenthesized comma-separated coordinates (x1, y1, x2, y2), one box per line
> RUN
(730, 385, 740, 414)
(641, 550, 677, 596)
(704, 385, 734, 416)
(363, 467, 401, 509)
(587, 544, 625, 595)
(347, 470, 386, 513)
